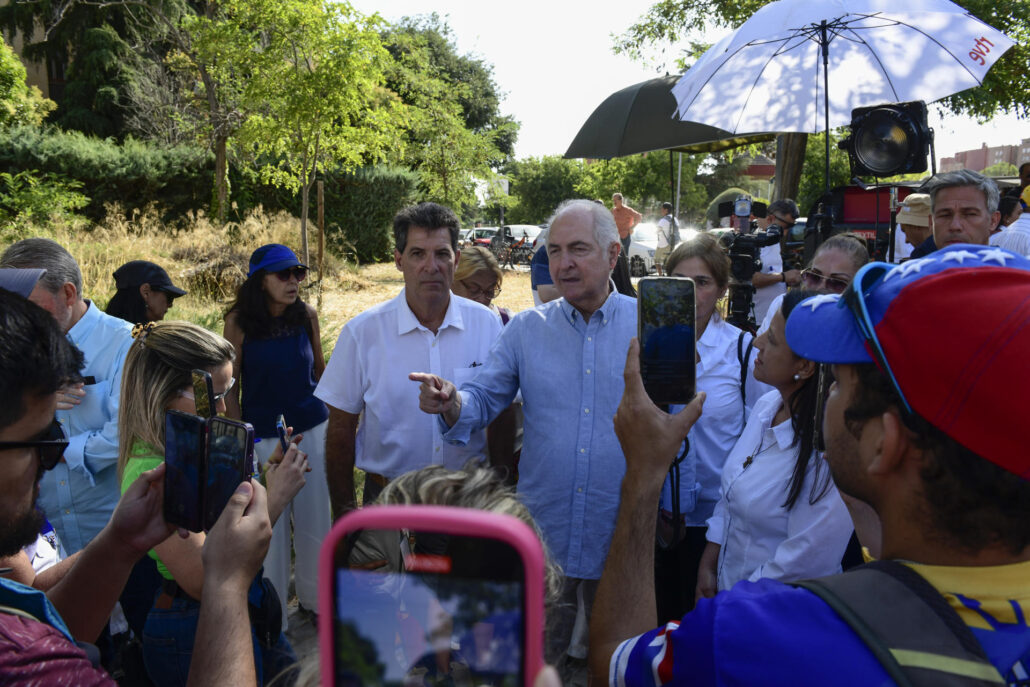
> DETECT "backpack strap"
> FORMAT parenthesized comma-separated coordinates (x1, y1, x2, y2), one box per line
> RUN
(736, 330, 754, 410)
(793, 560, 1005, 686)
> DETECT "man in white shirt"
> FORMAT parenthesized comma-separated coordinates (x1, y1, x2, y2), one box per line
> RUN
(315, 202, 504, 514)
(751, 199, 801, 324)
(991, 186, 1030, 256)
(654, 202, 677, 275)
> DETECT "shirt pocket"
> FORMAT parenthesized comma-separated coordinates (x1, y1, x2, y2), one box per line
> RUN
(73, 379, 112, 432)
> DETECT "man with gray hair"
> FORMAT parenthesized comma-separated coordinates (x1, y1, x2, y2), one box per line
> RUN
(923, 168, 1000, 250)
(0, 238, 133, 555)
(410, 198, 636, 679)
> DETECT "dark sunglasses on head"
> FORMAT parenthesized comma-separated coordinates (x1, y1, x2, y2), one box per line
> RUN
(841, 264, 914, 421)
(273, 267, 308, 282)
(0, 419, 68, 471)
(801, 269, 850, 294)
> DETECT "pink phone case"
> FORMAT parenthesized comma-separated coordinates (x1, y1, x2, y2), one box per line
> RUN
(319, 505, 545, 686)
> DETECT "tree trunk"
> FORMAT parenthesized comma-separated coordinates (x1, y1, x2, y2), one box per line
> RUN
(213, 135, 228, 224)
(773, 133, 808, 203)
(300, 180, 311, 266)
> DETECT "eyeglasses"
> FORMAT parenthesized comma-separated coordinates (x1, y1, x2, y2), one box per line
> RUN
(801, 269, 851, 294)
(273, 267, 308, 282)
(0, 419, 69, 471)
(841, 264, 913, 419)
(769, 214, 796, 228)
(179, 376, 236, 404)
(460, 280, 501, 299)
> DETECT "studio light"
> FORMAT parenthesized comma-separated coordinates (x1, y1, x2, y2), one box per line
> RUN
(839, 101, 931, 178)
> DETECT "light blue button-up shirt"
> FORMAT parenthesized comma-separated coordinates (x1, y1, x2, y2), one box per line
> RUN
(442, 293, 637, 579)
(43, 302, 133, 554)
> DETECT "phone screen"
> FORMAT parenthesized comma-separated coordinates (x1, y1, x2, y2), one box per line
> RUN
(276, 414, 289, 453)
(191, 369, 215, 419)
(203, 417, 252, 531)
(332, 529, 525, 687)
(164, 410, 206, 532)
(638, 277, 697, 406)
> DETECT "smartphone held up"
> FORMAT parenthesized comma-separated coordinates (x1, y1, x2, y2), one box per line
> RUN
(637, 277, 697, 407)
(319, 506, 545, 687)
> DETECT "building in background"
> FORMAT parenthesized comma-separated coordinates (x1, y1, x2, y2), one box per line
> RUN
(940, 139, 1030, 173)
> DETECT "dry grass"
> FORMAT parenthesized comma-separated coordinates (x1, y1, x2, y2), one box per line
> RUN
(11, 207, 538, 354)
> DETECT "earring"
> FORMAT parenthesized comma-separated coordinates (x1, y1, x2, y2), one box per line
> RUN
(793, 373, 801, 381)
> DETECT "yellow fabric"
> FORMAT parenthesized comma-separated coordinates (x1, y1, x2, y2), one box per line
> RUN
(890, 650, 1006, 683)
(904, 558, 1030, 630)
(120, 440, 174, 581)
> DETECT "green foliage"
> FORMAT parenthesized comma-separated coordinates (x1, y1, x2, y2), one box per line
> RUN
(504, 156, 585, 223)
(705, 187, 749, 227)
(983, 162, 1018, 177)
(0, 125, 212, 220)
(52, 24, 138, 137)
(796, 131, 851, 216)
(575, 152, 707, 217)
(0, 37, 54, 126)
(0, 169, 88, 239)
(381, 14, 515, 209)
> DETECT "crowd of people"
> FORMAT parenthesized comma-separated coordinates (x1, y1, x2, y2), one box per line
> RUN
(1, 166, 1029, 687)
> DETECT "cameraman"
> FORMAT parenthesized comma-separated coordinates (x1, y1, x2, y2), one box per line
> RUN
(751, 199, 801, 324)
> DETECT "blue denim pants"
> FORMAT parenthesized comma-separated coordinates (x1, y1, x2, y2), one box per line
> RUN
(142, 578, 297, 686)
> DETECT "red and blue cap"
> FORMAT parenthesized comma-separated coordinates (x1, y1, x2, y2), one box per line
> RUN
(248, 244, 306, 277)
(785, 243, 1030, 479)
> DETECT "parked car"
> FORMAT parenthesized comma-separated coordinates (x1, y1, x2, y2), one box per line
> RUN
(627, 222, 659, 277)
(470, 227, 499, 248)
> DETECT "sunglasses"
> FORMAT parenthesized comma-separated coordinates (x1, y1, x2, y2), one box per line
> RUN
(801, 269, 850, 294)
(0, 419, 69, 471)
(273, 267, 308, 282)
(179, 376, 237, 405)
(840, 264, 914, 419)
(460, 279, 502, 299)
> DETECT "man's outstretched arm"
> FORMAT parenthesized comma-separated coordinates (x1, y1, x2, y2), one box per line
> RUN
(589, 340, 704, 684)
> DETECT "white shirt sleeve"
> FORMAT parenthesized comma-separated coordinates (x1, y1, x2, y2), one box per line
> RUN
(746, 467, 853, 583)
(314, 324, 365, 413)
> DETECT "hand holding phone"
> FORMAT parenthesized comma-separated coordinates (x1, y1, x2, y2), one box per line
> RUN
(275, 414, 290, 453)
(638, 277, 697, 406)
(320, 506, 544, 687)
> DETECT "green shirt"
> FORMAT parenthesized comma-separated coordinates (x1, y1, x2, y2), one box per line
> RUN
(120, 440, 174, 581)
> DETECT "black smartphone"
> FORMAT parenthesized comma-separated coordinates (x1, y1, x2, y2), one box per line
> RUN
(638, 277, 697, 406)
(323, 507, 545, 687)
(191, 369, 216, 419)
(276, 414, 290, 453)
(164, 410, 207, 532)
(203, 416, 255, 531)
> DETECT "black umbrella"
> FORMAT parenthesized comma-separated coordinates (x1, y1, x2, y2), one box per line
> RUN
(564, 74, 774, 160)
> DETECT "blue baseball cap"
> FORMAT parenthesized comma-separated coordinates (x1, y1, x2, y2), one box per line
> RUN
(248, 244, 306, 277)
(0, 268, 46, 298)
(785, 243, 1030, 476)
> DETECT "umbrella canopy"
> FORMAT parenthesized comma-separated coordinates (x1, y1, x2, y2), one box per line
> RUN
(564, 74, 774, 159)
(671, 0, 1015, 135)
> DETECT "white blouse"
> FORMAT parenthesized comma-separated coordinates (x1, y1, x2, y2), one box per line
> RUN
(706, 390, 854, 592)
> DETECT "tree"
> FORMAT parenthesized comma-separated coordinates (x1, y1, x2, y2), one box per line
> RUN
(983, 162, 1018, 177)
(504, 156, 585, 223)
(230, 0, 402, 263)
(575, 152, 706, 218)
(0, 37, 54, 126)
(381, 15, 516, 209)
(796, 131, 850, 217)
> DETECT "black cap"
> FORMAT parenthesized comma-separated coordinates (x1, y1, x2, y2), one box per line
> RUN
(112, 261, 187, 297)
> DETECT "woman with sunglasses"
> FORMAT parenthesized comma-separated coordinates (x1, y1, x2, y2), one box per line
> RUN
(223, 243, 330, 627)
(695, 290, 853, 601)
(452, 246, 511, 324)
(116, 320, 308, 686)
(757, 233, 870, 336)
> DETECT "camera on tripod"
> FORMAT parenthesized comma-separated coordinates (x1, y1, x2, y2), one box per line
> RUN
(717, 196, 783, 331)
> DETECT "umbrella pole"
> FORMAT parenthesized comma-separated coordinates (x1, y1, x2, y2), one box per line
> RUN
(821, 20, 831, 197)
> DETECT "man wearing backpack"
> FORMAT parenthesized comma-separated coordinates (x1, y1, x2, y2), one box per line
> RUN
(592, 243, 1030, 686)
(654, 203, 679, 275)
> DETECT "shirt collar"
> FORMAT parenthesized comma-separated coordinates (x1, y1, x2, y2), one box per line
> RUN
(558, 282, 621, 326)
(769, 410, 795, 450)
(396, 289, 465, 335)
(67, 300, 97, 340)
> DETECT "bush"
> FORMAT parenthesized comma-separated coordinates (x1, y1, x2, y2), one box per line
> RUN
(0, 169, 89, 241)
(0, 125, 212, 221)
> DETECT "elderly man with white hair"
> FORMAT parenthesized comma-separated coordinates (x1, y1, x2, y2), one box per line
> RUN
(411, 198, 636, 678)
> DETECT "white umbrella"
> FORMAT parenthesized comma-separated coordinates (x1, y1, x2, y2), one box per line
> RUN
(671, 0, 1015, 189)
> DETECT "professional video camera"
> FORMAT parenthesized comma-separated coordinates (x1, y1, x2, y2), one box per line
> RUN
(719, 196, 783, 332)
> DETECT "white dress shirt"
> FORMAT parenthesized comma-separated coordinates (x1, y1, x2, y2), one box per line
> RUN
(990, 215, 1030, 256)
(660, 316, 771, 524)
(706, 390, 853, 591)
(753, 243, 786, 325)
(315, 290, 502, 478)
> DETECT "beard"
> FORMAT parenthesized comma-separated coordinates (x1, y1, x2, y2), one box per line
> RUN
(0, 467, 46, 558)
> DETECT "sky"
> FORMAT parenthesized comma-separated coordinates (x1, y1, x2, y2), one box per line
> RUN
(353, 0, 1030, 167)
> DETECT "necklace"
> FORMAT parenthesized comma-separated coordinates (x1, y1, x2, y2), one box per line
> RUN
(742, 431, 776, 469)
